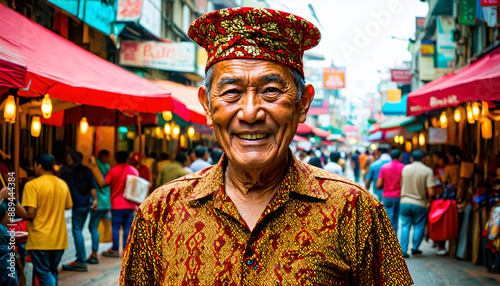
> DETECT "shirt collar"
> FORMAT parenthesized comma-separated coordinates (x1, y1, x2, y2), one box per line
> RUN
(186, 149, 328, 202)
(379, 153, 391, 161)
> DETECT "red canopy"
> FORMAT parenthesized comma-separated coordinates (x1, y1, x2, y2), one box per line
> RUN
(0, 58, 26, 88)
(292, 135, 308, 142)
(407, 47, 500, 116)
(0, 4, 178, 113)
(296, 123, 313, 133)
(153, 80, 207, 125)
(296, 123, 331, 138)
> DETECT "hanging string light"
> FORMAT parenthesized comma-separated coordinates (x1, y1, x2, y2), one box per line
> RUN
(481, 100, 488, 117)
(164, 123, 171, 135)
(482, 118, 492, 139)
(399, 136, 404, 144)
(80, 105, 88, 134)
(41, 94, 52, 119)
(187, 126, 195, 138)
(439, 111, 448, 129)
(418, 133, 425, 146)
(162, 111, 173, 121)
(466, 102, 475, 124)
(155, 126, 162, 137)
(454, 108, 461, 123)
(31, 115, 41, 137)
(394, 136, 399, 144)
(3, 95, 16, 123)
(173, 125, 180, 138)
(472, 102, 480, 121)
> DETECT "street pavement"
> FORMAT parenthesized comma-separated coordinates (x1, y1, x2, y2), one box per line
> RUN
(52, 159, 500, 285)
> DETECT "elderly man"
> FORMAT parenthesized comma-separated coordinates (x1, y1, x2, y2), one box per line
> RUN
(121, 7, 412, 285)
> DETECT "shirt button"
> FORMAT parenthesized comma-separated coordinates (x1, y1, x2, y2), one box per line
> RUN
(253, 264, 258, 270)
(245, 259, 254, 266)
(245, 249, 254, 257)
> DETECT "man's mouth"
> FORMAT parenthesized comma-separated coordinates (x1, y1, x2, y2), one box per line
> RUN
(236, 133, 269, 140)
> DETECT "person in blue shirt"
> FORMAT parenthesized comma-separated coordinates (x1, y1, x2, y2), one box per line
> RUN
(365, 147, 391, 201)
(190, 147, 212, 173)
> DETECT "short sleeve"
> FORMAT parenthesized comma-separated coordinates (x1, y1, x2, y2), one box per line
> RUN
(426, 169, 437, 188)
(120, 208, 160, 285)
(65, 185, 73, 209)
(21, 181, 37, 209)
(377, 166, 385, 179)
(105, 169, 114, 185)
(339, 192, 413, 285)
(367, 165, 374, 180)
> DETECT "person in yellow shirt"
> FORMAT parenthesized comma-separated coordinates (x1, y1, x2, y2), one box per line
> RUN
(21, 154, 73, 286)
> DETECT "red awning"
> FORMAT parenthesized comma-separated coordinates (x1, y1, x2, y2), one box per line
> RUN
(296, 123, 313, 134)
(0, 4, 179, 113)
(153, 80, 207, 125)
(296, 123, 331, 138)
(407, 47, 500, 116)
(0, 58, 26, 88)
(293, 135, 308, 142)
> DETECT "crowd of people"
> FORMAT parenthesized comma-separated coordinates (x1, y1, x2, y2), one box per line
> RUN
(295, 144, 500, 272)
(0, 145, 222, 285)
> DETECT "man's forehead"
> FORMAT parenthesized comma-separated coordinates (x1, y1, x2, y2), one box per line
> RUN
(212, 59, 293, 81)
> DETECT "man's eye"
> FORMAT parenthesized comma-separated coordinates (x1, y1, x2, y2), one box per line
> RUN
(223, 89, 240, 95)
(264, 87, 281, 93)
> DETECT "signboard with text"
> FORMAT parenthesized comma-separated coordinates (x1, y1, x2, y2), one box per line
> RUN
(429, 127, 448, 144)
(390, 69, 411, 83)
(436, 16, 456, 69)
(117, 0, 161, 38)
(120, 41, 196, 72)
(481, 0, 500, 6)
(323, 67, 345, 89)
(459, 0, 477, 25)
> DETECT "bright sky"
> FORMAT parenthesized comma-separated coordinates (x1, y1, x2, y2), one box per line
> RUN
(266, 0, 429, 101)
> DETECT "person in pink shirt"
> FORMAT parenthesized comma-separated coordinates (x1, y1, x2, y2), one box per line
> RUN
(376, 149, 405, 235)
(92, 151, 139, 257)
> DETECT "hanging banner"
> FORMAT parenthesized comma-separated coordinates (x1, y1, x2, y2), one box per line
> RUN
(429, 127, 448, 144)
(323, 67, 345, 89)
(390, 69, 411, 83)
(459, 0, 477, 25)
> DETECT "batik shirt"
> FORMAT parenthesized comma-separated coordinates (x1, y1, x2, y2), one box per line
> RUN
(121, 151, 413, 285)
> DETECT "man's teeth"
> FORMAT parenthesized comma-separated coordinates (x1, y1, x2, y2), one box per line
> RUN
(238, 133, 268, 140)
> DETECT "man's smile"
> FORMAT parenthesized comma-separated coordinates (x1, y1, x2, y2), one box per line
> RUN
(235, 133, 270, 140)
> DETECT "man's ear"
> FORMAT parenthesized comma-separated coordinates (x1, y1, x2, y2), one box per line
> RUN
(198, 86, 213, 127)
(298, 84, 314, 123)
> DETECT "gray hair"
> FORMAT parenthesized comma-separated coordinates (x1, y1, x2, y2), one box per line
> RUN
(202, 64, 306, 109)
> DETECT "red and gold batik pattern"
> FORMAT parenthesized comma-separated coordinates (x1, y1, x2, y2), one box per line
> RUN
(120, 151, 413, 285)
(188, 7, 321, 77)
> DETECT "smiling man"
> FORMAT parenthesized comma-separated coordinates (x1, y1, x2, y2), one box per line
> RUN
(121, 7, 412, 285)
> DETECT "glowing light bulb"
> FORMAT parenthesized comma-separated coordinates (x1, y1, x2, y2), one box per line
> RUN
(188, 126, 195, 138)
(394, 136, 399, 144)
(439, 111, 447, 129)
(80, 117, 89, 134)
(41, 94, 52, 119)
(472, 102, 480, 120)
(164, 123, 171, 135)
(162, 111, 172, 121)
(419, 133, 425, 146)
(31, 116, 41, 137)
(3, 95, 16, 122)
(454, 108, 461, 123)
(173, 125, 180, 136)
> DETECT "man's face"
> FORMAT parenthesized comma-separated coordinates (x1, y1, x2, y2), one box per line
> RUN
(199, 59, 314, 170)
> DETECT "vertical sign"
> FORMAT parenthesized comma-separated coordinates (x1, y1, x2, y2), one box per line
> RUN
(323, 67, 345, 89)
(459, 0, 477, 25)
(436, 16, 456, 69)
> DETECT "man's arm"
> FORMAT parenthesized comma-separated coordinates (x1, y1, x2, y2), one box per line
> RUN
(365, 166, 374, 190)
(375, 178, 384, 190)
(90, 163, 110, 188)
(90, 188, 98, 211)
(24, 207, 36, 219)
(426, 187, 435, 209)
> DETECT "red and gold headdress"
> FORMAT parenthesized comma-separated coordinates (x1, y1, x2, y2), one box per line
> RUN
(188, 7, 321, 77)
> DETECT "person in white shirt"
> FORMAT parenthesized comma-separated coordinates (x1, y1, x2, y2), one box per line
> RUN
(324, 152, 344, 176)
(190, 147, 212, 172)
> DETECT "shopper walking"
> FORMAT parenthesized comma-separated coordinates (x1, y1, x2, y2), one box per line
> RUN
(88, 150, 111, 264)
(92, 151, 139, 257)
(190, 146, 212, 172)
(365, 147, 391, 201)
(21, 154, 73, 285)
(324, 152, 344, 176)
(400, 150, 436, 258)
(157, 153, 191, 186)
(376, 149, 405, 235)
(61, 151, 98, 272)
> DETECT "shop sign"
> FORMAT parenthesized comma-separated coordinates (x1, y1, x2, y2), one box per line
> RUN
(436, 16, 456, 69)
(387, 89, 402, 103)
(47, 0, 115, 35)
(428, 127, 448, 144)
(390, 69, 411, 83)
(420, 40, 435, 56)
(416, 17, 426, 28)
(481, 0, 500, 6)
(418, 52, 440, 81)
(119, 41, 196, 72)
(117, 0, 162, 38)
(459, 0, 477, 25)
(323, 67, 345, 89)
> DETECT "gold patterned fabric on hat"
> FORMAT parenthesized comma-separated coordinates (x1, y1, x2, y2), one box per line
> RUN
(188, 7, 321, 77)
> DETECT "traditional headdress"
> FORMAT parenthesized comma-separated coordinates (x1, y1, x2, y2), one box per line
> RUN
(188, 7, 321, 77)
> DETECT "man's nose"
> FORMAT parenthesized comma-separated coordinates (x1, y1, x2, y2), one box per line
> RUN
(236, 92, 265, 123)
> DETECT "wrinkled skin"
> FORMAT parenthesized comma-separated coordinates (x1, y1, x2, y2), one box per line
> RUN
(198, 59, 314, 230)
